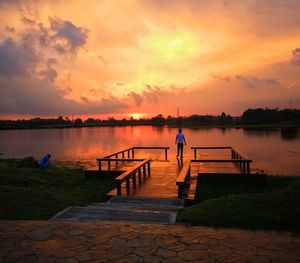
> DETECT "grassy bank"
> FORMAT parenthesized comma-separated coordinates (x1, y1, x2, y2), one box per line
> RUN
(0, 159, 115, 220)
(178, 174, 300, 233)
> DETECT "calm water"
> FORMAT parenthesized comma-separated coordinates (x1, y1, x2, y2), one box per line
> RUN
(0, 126, 299, 175)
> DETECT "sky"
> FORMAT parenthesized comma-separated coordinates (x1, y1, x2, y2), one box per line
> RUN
(0, 0, 300, 119)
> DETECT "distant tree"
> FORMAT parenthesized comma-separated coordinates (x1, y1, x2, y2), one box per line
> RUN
(151, 114, 165, 125)
(74, 118, 83, 126)
(85, 118, 96, 125)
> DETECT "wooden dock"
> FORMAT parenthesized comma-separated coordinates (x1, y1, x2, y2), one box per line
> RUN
(98, 146, 252, 200)
(53, 146, 254, 223)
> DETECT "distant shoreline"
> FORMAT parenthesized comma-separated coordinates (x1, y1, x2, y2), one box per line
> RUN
(0, 122, 299, 131)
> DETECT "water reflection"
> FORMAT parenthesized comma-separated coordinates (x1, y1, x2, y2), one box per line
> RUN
(0, 126, 300, 175)
(242, 128, 279, 138)
(280, 127, 299, 141)
(177, 158, 183, 174)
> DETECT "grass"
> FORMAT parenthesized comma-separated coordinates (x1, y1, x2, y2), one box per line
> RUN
(178, 173, 300, 233)
(0, 158, 115, 220)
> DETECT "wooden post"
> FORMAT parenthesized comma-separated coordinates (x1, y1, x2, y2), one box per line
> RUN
(116, 154, 118, 166)
(126, 178, 130, 194)
(143, 165, 146, 178)
(132, 148, 135, 158)
(246, 162, 249, 174)
(98, 160, 101, 171)
(132, 171, 136, 187)
(138, 168, 142, 183)
(117, 182, 122, 196)
(122, 152, 125, 160)
(242, 161, 245, 174)
(165, 148, 168, 161)
(108, 160, 111, 171)
(194, 148, 197, 159)
(178, 183, 182, 199)
(147, 161, 151, 176)
(127, 150, 130, 158)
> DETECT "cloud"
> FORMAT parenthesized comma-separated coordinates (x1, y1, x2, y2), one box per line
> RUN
(0, 76, 127, 116)
(292, 48, 300, 65)
(235, 75, 278, 89)
(49, 17, 88, 54)
(211, 74, 230, 82)
(0, 37, 37, 76)
(40, 67, 58, 82)
(128, 92, 144, 106)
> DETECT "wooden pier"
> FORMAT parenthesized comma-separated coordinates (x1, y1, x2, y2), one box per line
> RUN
(96, 146, 253, 200)
(53, 146, 255, 223)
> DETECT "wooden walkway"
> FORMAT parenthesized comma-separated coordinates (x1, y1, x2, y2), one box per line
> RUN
(53, 146, 253, 223)
(103, 147, 249, 199)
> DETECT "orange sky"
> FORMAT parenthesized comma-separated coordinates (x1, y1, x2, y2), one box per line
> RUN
(0, 0, 300, 119)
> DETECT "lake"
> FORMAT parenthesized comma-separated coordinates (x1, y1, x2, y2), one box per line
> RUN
(0, 126, 299, 175)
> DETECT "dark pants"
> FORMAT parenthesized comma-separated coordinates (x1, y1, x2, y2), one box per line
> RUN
(177, 143, 184, 158)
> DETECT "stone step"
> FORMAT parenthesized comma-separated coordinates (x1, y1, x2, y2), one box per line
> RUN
(108, 196, 184, 208)
(51, 206, 176, 224)
(88, 202, 181, 212)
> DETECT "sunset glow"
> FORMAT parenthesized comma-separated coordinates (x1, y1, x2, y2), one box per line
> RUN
(0, 0, 300, 119)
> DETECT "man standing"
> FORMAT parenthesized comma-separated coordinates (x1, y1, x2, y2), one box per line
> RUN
(175, 129, 187, 158)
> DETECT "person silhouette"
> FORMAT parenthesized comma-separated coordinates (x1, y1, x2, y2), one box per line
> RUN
(39, 154, 51, 169)
(175, 129, 187, 158)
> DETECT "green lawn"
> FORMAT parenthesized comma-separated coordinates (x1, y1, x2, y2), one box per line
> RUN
(178, 173, 300, 233)
(0, 159, 115, 220)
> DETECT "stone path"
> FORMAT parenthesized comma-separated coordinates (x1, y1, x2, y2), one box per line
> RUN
(1, 221, 299, 263)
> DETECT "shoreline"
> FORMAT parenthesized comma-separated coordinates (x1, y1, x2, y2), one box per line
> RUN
(0, 122, 299, 131)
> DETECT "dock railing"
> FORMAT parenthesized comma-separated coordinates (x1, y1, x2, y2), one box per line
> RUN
(115, 159, 151, 195)
(97, 146, 169, 171)
(191, 146, 252, 174)
(177, 147, 253, 199)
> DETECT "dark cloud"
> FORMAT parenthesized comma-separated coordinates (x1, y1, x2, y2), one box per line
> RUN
(0, 76, 127, 116)
(49, 17, 88, 54)
(128, 92, 144, 106)
(0, 37, 37, 76)
(4, 26, 15, 32)
(292, 48, 300, 65)
(46, 58, 58, 66)
(235, 75, 278, 89)
(211, 74, 230, 82)
(40, 67, 57, 82)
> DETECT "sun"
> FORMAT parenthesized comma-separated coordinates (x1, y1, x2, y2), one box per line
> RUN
(128, 113, 145, 119)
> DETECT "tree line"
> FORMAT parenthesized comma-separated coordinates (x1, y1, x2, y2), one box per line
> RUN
(0, 108, 299, 129)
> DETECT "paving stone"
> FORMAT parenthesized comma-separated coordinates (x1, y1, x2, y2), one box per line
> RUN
(5, 250, 36, 263)
(68, 229, 85, 236)
(32, 240, 75, 258)
(177, 249, 208, 261)
(106, 246, 132, 260)
(155, 248, 177, 258)
(0, 221, 299, 263)
(28, 226, 54, 241)
(155, 236, 178, 247)
(55, 258, 78, 263)
(15, 254, 37, 263)
(207, 245, 233, 260)
(116, 253, 140, 263)
(75, 251, 97, 261)
(142, 254, 162, 263)
(245, 255, 271, 263)
(35, 256, 56, 263)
